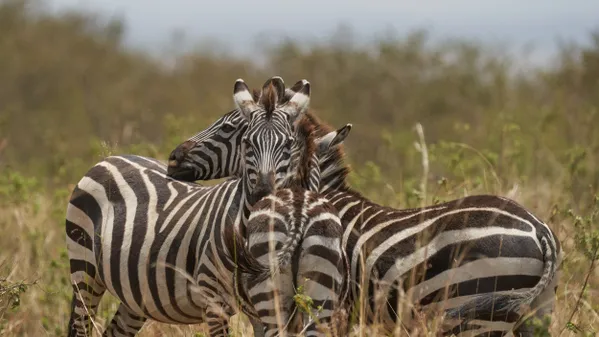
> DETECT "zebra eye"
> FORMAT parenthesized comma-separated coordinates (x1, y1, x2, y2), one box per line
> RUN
(287, 136, 295, 145)
(221, 122, 235, 133)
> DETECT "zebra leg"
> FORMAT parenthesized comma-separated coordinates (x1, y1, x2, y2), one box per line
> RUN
(247, 271, 295, 337)
(206, 304, 233, 337)
(67, 276, 106, 337)
(250, 317, 266, 337)
(512, 270, 559, 337)
(102, 303, 147, 337)
(295, 230, 346, 336)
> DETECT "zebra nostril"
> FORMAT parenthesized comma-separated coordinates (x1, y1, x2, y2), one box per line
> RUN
(168, 150, 181, 168)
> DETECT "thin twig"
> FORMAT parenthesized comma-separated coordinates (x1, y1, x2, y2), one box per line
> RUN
(72, 282, 103, 336)
(413, 123, 429, 208)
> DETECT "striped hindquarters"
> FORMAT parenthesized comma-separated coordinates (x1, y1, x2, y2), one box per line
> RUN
(229, 187, 348, 337)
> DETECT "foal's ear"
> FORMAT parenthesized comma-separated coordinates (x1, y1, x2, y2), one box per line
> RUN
(315, 124, 352, 154)
(281, 79, 311, 123)
(233, 79, 258, 120)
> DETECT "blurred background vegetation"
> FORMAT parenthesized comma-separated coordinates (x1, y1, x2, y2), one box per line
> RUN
(0, 0, 598, 335)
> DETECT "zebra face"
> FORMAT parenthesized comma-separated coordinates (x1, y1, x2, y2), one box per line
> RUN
(167, 109, 247, 181)
(234, 77, 311, 196)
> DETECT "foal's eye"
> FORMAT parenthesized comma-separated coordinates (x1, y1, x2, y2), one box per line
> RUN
(287, 136, 295, 145)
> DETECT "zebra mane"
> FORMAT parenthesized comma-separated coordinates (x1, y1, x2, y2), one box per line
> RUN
(262, 82, 278, 119)
(294, 115, 317, 186)
(251, 78, 286, 120)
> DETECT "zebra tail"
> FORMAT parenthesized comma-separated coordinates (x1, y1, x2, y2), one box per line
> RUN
(276, 228, 303, 269)
(446, 234, 558, 319)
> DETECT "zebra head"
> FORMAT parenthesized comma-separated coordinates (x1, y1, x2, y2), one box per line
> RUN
(166, 82, 303, 182)
(247, 121, 354, 206)
(234, 76, 311, 199)
(167, 108, 247, 181)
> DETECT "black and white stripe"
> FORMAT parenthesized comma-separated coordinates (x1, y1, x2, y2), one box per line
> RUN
(167, 108, 562, 336)
(65, 77, 325, 337)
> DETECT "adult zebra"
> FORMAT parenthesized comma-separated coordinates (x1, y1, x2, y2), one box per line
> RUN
(229, 123, 353, 337)
(65, 77, 347, 337)
(167, 94, 562, 336)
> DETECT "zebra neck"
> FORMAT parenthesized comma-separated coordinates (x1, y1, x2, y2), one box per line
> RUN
(319, 168, 350, 194)
(318, 152, 351, 194)
(240, 176, 253, 231)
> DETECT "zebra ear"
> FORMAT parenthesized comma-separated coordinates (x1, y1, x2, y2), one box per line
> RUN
(266, 76, 286, 104)
(315, 123, 352, 154)
(282, 79, 310, 122)
(233, 79, 258, 120)
(281, 79, 302, 104)
(282, 88, 295, 103)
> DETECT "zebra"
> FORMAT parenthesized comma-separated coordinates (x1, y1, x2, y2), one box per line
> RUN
(166, 97, 563, 336)
(226, 123, 353, 337)
(65, 76, 347, 337)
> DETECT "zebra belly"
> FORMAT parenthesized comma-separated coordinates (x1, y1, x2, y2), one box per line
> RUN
(378, 256, 543, 331)
(354, 231, 544, 331)
(97, 252, 209, 324)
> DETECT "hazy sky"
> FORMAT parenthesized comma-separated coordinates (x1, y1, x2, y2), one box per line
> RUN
(47, 0, 598, 64)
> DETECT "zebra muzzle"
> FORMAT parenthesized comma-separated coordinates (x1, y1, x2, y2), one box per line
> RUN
(167, 141, 198, 181)
(249, 172, 276, 205)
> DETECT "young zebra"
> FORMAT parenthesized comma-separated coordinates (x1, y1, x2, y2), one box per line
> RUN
(167, 96, 562, 336)
(230, 79, 351, 337)
(65, 77, 345, 337)
(227, 124, 352, 337)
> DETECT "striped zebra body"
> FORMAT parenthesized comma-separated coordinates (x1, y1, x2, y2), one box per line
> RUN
(167, 107, 562, 336)
(66, 155, 250, 336)
(66, 77, 333, 337)
(309, 115, 562, 335)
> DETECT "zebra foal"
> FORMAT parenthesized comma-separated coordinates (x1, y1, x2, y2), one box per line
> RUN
(65, 76, 347, 337)
(167, 93, 563, 336)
